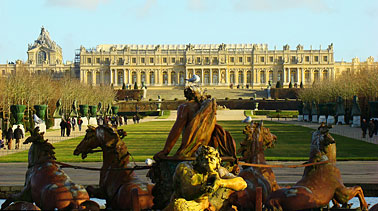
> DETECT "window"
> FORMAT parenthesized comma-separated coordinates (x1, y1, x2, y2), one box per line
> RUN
(163, 57, 167, 63)
(171, 57, 176, 63)
(278, 56, 283, 62)
(141, 57, 145, 63)
(260, 57, 265, 63)
(269, 56, 273, 62)
(132, 57, 137, 63)
(314, 56, 319, 62)
(105, 58, 110, 64)
(180, 57, 184, 63)
(96, 58, 100, 64)
(291, 56, 296, 63)
(239, 57, 243, 63)
(230, 57, 234, 62)
(196, 57, 201, 63)
(87, 58, 91, 64)
(305, 56, 309, 62)
(2, 70, 5, 75)
(212, 57, 218, 64)
(150, 57, 154, 63)
(323, 56, 328, 62)
(205, 57, 209, 64)
(37, 51, 46, 64)
(118, 58, 123, 65)
(247, 57, 251, 62)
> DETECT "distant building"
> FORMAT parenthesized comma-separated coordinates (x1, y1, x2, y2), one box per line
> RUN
(0, 27, 75, 79)
(1, 27, 377, 88)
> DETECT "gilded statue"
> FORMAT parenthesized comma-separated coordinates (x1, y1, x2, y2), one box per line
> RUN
(164, 146, 247, 211)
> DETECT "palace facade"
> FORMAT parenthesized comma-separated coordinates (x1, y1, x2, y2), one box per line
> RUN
(1, 27, 377, 88)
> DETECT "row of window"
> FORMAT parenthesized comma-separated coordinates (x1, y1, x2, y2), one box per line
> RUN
(85, 55, 329, 65)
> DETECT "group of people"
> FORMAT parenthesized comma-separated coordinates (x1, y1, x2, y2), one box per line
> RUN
(60, 117, 83, 137)
(96, 115, 140, 127)
(0, 125, 24, 150)
(361, 118, 378, 138)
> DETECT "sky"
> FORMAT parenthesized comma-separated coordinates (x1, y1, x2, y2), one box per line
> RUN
(0, 0, 377, 63)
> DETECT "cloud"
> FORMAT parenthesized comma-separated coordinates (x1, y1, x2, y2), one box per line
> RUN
(137, 0, 157, 18)
(234, 0, 332, 13)
(45, 0, 110, 11)
(187, 0, 208, 11)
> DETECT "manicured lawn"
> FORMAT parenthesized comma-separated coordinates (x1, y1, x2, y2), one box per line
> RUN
(0, 121, 377, 162)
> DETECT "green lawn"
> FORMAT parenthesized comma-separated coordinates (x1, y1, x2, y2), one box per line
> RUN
(0, 121, 377, 162)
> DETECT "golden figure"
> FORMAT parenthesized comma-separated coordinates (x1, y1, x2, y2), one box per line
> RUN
(164, 146, 247, 211)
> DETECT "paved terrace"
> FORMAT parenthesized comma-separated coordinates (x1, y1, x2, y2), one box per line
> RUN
(0, 110, 377, 198)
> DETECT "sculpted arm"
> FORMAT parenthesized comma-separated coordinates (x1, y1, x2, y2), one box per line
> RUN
(156, 105, 188, 157)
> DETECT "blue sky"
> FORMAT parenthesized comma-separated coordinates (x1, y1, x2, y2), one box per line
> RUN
(0, 0, 377, 63)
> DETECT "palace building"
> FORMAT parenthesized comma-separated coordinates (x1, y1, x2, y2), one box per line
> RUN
(1, 27, 377, 88)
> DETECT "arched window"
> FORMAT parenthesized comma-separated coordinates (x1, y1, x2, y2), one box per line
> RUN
(179, 71, 185, 85)
(260, 71, 265, 83)
(238, 71, 244, 84)
(163, 71, 168, 84)
(87, 71, 92, 84)
(212, 70, 219, 84)
(117, 70, 123, 85)
(37, 51, 47, 64)
(314, 70, 320, 81)
(247, 70, 252, 84)
(290, 69, 297, 82)
(171, 71, 177, 85)
(277, 70, 282, 82)
(322, 70, 328, 80)
(150, 71, 155, 85)
(305, 70, 310, 83)
(269, 71, 274, 83)
(204, 70, 210, 84)
(132, 71, 137, 84)
(230, 71, 235, 84)
(141, 71, 146, 83)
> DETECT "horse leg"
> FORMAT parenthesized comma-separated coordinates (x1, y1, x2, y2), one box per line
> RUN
(334, 186, 368, 210)
(131, 188, 141, 211)
(332, 198, 341, 208)
(86, 185, 106, 199)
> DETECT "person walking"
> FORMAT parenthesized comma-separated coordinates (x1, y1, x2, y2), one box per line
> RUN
(119, 116, 123, 126)
(66, 120, 72, 137)
(71, 117, 76, 131)
(60, 119, 66, 137)
(0, 130, 5, 149)
(124, 115, 128, 125)
(374, 119, 378, 136)
(77, 117, 83, 131)
(13, 125, 24, 149)
(132, 115, 136, 124)
(368, 119, 375, 138)
(5, 127, 13, 150)
(136, 114, 140, 124)
(361, 119, 368, 138)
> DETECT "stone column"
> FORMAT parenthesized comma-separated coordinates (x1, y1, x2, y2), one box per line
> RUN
(320, 69, 324, 81)
(114, 70, 118, 86)
(123, 69, 127, 85)
(296, 67, 300, 84)
(128, 69, 131, 85)
(300, 68, 304, 84)
(100, 69, 104, 85)
(210, 69, 213, 85)
(110, 69, 113, 85)
(282, 68, 286, 85)
(310, 69, 313, 84)
(168, 70, 171, 86)
(218, 69, 221, 85)
(201, 69, 204, 85)
(226, 68, 229, 84)
(92, 70, 96, 85)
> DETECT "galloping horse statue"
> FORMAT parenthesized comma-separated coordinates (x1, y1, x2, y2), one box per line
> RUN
(229, 121, 280, 210)
(266, 123, 368, 211)
(1, 127, 94, 210)
(73, 125, 154, 210)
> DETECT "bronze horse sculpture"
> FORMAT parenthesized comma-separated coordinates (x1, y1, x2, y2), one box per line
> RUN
(1, 127, 94, 210)
(73, 125, 154, 210)
(266, 123, 368, 211)
(229, 121, 280, 210)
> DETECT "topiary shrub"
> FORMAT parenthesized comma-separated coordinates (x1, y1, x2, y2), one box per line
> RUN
(238, 97, 243, 100)
(276, 81, 281, 88)
(174, 98, 178, 101)
(225, 97, 229, 100)
(149, 99, 152, 101)
(300, 81, 304, 88)
(289, 82, 293, 88)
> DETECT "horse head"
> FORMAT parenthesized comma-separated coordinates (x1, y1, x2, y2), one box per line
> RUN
(310, 123, 336, 162)
(74, 125, 128, 161)
(238, 121, 277, 163)
(23, 126, 56, 167)
(74, 125, 100, 159)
